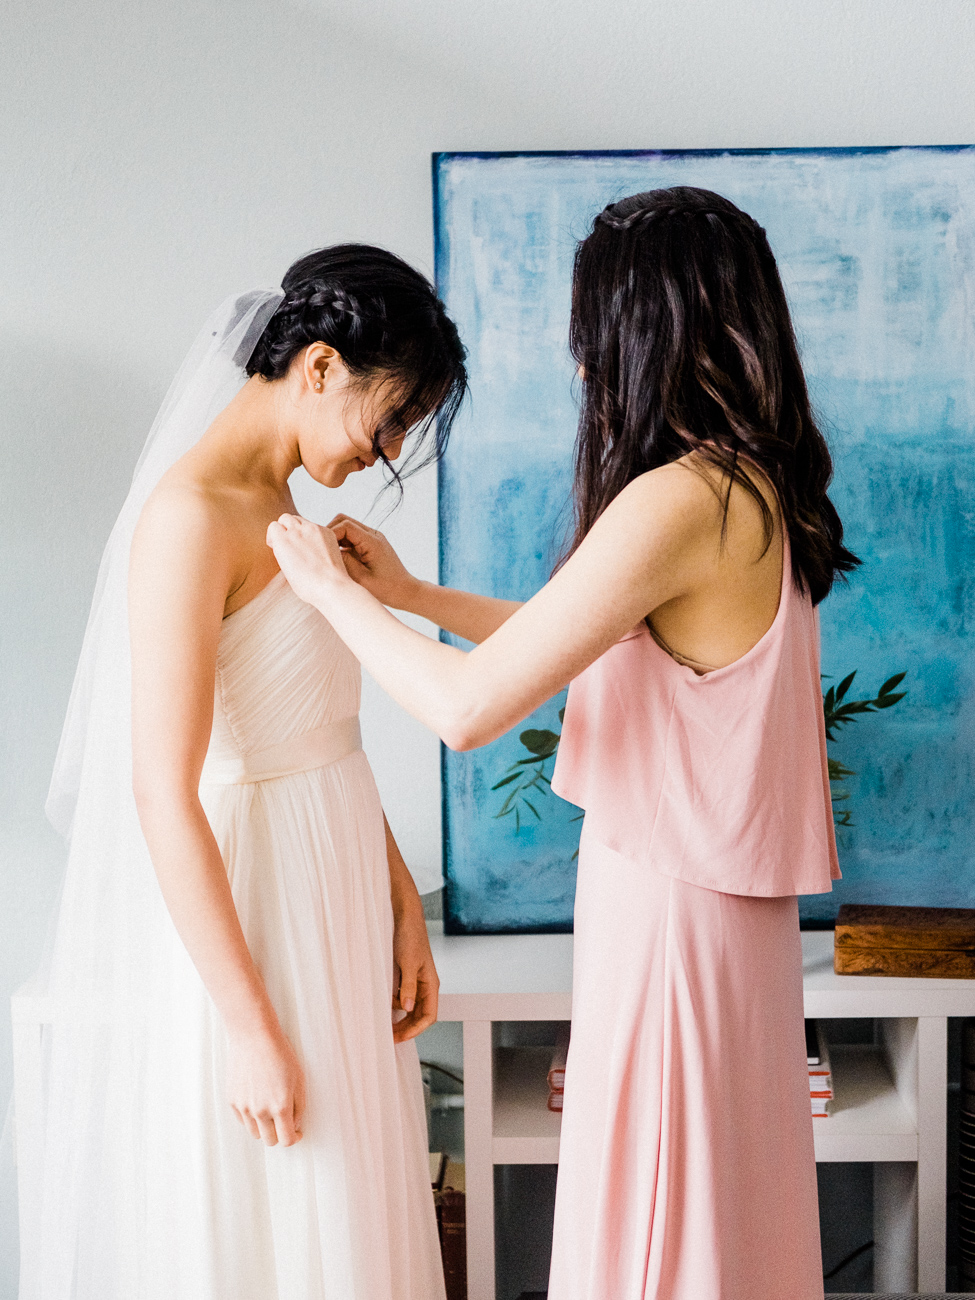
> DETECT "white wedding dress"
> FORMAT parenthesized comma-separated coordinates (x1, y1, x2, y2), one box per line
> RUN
(23, 568, 446, 1299)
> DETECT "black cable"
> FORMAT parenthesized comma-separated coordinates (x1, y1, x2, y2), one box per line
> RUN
(420, 1060, 464, 1088)
(822, 1239, 874, 1280)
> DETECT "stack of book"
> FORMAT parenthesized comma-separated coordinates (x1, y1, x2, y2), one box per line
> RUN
(430, 1154, 466, 1300)
(806, 1019, 833, 1118)
(547, 1024, 570, 1113)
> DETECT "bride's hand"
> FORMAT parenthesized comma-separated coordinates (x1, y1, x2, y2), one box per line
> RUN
(391, 898, 440, 1044)
(266, 514, 350, 606)
(328, 515, 421, 609)
(226, 1022, 306, 1146)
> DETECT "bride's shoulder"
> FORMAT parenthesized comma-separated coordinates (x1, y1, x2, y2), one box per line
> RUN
(139, 471, 237, 534)
(132, 472, 241, 574)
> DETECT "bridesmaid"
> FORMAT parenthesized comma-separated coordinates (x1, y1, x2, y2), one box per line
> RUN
(268, 187, 856, 1300)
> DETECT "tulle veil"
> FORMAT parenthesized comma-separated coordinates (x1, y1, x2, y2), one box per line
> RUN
(16, 289, 283, 1296)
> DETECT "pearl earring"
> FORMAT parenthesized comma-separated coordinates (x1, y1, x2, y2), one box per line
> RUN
(314, 382, 322, 391)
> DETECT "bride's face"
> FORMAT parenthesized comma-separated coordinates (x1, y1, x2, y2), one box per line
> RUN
(294, 348, 408, 489)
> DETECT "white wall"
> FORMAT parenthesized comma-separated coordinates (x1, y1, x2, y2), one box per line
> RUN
(2, 0, 974, 1289)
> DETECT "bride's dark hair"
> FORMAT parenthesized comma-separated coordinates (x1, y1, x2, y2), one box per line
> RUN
(248, 243, 467, 485)
(566, 187, 858, 604)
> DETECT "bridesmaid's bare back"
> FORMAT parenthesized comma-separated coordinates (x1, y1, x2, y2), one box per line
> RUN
(646, 456, 784, 674)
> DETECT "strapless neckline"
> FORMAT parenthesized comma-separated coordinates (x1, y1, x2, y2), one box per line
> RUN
(222, 570, 288, 622)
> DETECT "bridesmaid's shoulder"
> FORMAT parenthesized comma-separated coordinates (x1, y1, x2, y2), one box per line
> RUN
(606, 458, 727, 535)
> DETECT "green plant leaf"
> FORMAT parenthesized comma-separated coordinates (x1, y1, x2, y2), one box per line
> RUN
(523, 799, 542, 821)
(835, 671, 857, 704)
(519, 728, 560, 756)
(821, 668, 907, 825)
(872, 693, 905, 709)
(497, 786, 525, 816)
(878, 672, 906, 696)
(491, 772, 521, 790)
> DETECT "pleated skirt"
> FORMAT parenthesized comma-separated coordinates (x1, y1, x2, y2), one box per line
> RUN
(548, 826, 824, 1300)
(24, 750, 444, 1300)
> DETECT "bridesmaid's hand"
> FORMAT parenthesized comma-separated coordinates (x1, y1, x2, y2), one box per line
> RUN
(266, 514, 351, 607)
(226, 1021, 306, 1147)
(328, 515, 421, 610)
(392, 900, 440, 1044)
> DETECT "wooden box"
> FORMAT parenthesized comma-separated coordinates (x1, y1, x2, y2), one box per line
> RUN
(834, 903, 975, 978)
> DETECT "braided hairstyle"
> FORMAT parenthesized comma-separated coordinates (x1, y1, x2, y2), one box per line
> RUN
(565, 186, 858, 603)
(247, 244, 467, 488)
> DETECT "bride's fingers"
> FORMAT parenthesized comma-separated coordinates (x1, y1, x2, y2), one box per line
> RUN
(235, 1107, 261, 1140)
(255, 1112, 279, 1147)
(396, 964, 418, 1015)
(294, 1077, 306, 1137)
(272, 1103, 300, 1147)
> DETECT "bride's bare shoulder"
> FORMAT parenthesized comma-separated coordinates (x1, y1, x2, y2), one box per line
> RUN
(131, 471, 240, 577)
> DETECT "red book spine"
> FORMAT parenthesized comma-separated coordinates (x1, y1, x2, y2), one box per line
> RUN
(437, 1190, 467, 1300)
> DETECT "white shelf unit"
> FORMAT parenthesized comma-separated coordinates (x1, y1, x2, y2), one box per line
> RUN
(431, 924, 967, 1300)
(493, 1047, 562, 1165)
(818, 1043, 917, 1161)
(10, 927, 965, 1299)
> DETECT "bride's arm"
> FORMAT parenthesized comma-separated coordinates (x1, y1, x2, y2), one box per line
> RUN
(130, 488, 304, 1147)
(270, 465, 720, 750)
(383, 814, 439, 1043)
(329, 514, 522, 644)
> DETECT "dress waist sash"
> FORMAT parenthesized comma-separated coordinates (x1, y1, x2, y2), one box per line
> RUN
(200, 716, 362, 785)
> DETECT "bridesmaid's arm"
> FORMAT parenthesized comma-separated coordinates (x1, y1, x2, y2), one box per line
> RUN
(328, 514, 522, 644)
(397, 581, 522, 645)
(269, 465, 719, 751)
(383, 814, 440, 1043)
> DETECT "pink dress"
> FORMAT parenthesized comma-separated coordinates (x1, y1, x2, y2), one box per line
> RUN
(548, 529, 838, 1300)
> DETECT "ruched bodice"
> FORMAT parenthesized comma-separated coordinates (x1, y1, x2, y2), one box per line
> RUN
(206, 571, 360, 766)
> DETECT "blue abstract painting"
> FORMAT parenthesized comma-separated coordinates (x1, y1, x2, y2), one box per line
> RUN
(435, 148, 975, 934)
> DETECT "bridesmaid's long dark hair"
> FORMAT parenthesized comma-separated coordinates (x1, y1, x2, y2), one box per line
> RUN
(566, 187, 858, 604)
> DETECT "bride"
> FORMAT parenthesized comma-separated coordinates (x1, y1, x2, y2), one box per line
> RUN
(23, 245, 466, 1299)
